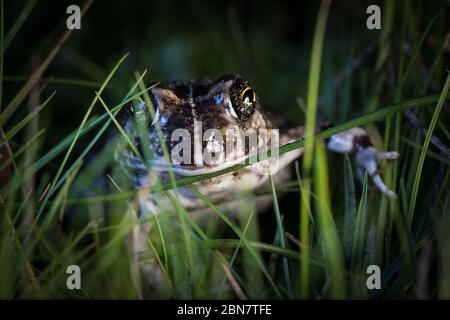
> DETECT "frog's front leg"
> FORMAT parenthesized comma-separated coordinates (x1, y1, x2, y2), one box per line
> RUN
(324, 126, 399, 198)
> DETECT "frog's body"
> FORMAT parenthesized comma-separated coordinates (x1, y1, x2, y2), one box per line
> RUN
(112, 75, 398, 290)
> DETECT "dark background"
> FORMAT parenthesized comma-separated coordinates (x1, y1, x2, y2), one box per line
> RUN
(4, 0, 445, 145)
(3, 0, 389, 142)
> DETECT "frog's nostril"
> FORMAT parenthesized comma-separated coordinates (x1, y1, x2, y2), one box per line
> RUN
(214, 93, 224, 105)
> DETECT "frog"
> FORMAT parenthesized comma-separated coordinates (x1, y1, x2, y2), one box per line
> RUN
(111, 74, 399, 290)
(115, 74, 398, 215)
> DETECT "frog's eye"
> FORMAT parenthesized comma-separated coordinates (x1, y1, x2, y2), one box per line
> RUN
(229, 79, 257, 121)
(241, 87, 256, 105)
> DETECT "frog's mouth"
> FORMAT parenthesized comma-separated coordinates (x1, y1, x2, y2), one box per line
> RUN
(149, 154, 253, 176)
(148, 146, 292, 177)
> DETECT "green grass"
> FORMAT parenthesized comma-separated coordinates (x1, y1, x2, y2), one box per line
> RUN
(300, 0, 332, 299)
(0, 0, 449, 299)
(408, 74, 450, 225)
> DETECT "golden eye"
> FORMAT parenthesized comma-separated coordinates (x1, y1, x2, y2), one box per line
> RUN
(241, 86, 255, 105)
(230, 78, 257, 121)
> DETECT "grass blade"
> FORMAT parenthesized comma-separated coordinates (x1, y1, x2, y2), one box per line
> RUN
(0, 92, 55, 149)
(300, 0, 332, 298)
(351, 172, 368, 296)
(314, 141, 346, 299)
(2, 0, 37, 51)
(268, 174, 291, 293)
(343, 155, 356, 261)
(408, 73, 450, 225)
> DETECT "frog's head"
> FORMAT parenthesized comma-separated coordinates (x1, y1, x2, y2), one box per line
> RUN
(117, 75, 298, 186)
(148, 74, 266, 136)
(123, 75, 275, 169)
